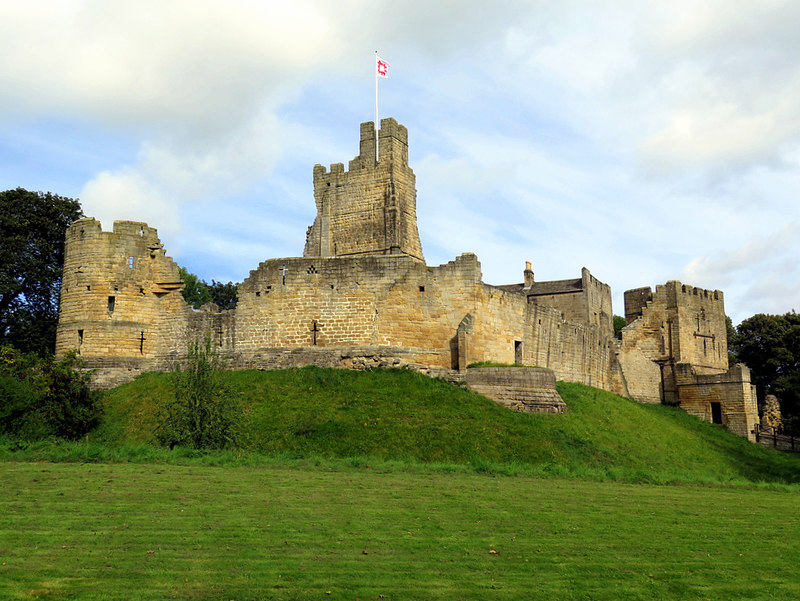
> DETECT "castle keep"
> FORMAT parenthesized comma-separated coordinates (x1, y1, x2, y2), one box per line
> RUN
(56, 118, 759, 440)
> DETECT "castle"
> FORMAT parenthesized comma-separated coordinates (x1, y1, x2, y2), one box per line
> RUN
(55, 118, 760, 440)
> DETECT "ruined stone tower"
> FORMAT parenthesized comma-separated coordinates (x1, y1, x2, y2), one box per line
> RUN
(55, 219, 190, 380)
(303, 118, 424, 261)
(618, 281, 758, 440)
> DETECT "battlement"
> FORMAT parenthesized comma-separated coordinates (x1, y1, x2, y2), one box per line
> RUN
(305, 118, 422, 261)
(656, 280, 723, 303)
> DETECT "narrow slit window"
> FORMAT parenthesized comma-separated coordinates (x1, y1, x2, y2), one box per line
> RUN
(107, 296, 116, 313)
(128, 256, 134, 268)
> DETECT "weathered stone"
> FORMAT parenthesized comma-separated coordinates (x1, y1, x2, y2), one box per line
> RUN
(762, 394, 783, 430)
(466, 367, 566, 413)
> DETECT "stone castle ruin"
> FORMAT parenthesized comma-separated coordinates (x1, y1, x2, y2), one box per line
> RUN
(56, 118, 759, 440)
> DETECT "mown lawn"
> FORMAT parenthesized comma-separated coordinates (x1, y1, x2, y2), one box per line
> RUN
(2, 460, 799, 600)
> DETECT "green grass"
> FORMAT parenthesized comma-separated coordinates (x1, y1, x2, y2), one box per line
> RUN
(4, 367, 800, 599)
(81, 367, 800, 486)
(2, 460, 800, 600)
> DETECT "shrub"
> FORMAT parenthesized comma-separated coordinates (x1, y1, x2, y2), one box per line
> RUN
(155, 336, 240, 449)
(0, 346, 101, 440)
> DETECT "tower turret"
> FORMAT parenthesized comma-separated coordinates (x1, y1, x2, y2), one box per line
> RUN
(304, 118, 424, 261)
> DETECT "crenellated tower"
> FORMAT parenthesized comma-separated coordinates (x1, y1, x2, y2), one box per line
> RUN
(304, 118, 424, 261)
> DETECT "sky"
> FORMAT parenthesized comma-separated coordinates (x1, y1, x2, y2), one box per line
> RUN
(2, 0, 799, 325)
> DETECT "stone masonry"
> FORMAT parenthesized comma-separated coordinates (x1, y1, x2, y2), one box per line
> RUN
(56, 117, 760, 439)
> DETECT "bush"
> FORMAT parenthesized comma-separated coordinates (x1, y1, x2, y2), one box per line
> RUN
(0, 346, 101, 440)
(155, 336, 240, 449)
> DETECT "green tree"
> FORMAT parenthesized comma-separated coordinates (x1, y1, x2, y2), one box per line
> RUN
(733, 312, 800, 433)
(179, 268, 238, 310)
(208, 280, 238, 310)
(0, 188, 83, 355)
(0, 346, 101, 440)
(155, 336, 240, 449)
(179, 267, 212, 309)
(726, 316, 739, 365)
(613, 315, 626, 340)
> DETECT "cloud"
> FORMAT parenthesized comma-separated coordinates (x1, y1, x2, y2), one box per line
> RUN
(2, 0, 799, 323)
(0, 1, 340, 132)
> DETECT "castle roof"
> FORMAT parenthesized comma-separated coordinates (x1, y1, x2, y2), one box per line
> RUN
(496, 278, 584, 297)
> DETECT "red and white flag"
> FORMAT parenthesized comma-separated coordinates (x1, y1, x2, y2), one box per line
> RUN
(376, 55, 389, 78)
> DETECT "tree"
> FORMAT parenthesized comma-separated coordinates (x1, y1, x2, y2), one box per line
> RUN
(613, 315, 626, 340)
(0, 188, 83, 355)
(179, 267, 212, 308)
(208, 280, 238, 310)
(732, 312, 800, 433)
(179, 267, 238, 310)
(0, 346, 101, 440)
(726, 316, 739, 365)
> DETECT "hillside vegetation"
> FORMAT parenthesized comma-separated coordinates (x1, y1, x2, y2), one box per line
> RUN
(86, 367, 800, 486)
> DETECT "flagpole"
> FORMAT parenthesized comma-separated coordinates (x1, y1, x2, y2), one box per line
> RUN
(375, 50, 379, 163)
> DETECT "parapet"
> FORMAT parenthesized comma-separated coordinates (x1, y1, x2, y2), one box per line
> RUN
(657, 280, 724, 303)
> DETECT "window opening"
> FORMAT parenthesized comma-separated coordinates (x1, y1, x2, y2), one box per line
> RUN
(311, 320, 320, 346)
(107, 296, 115, 313)
(514, 340, 523, 364)
(128, 256, 134, 268)
(138, 331, 146, 354)
(77, 330, 84, 354)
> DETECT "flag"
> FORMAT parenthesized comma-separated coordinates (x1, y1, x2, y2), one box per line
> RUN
(376, 55, 389, 78)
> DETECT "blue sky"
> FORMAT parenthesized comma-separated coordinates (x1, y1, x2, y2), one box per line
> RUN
(2, 0, 799, 324)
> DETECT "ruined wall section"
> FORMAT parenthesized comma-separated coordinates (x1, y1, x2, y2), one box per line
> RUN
(619, 280, 728, 404)
(671, 283, 727, 372)
(235, 252, 625, 394)
(236, 253, 483, 368)
(525, 268, 613, 337)
(675, 363, 758, 441)
(582, 268, 614, 337)
(304, 118, 423, 261)
(522, 301, 624, 394)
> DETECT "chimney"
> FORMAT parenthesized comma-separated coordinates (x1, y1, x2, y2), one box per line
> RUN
(523, 261, 534, 289)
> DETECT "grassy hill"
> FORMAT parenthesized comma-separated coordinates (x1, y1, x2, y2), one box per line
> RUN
(4, 367, 800, 600)
(86, 367, 800, 486)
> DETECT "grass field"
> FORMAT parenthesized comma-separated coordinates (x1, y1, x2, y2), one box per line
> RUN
(2, 460, 800, 601)
(3, 367, 800, 599)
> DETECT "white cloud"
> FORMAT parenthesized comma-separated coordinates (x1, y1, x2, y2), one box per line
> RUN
(3, 0, 800, 322)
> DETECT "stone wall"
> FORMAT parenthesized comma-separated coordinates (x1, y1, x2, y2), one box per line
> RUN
(235, 252, 625, 393)
(57, 218, 191, 364)
(465, 367, 566, 413)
